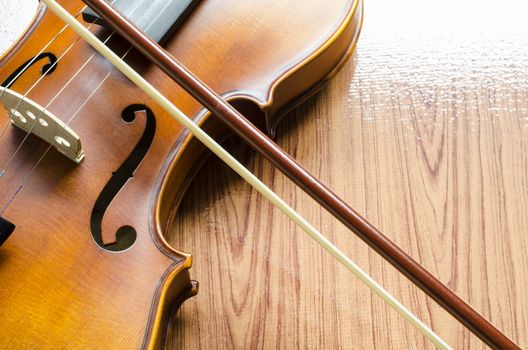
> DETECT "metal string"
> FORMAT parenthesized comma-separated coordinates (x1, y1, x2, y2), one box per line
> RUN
(1, 0, 176, 214)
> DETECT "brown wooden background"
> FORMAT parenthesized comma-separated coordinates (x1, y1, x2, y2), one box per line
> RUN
(3, 0, 527, 348)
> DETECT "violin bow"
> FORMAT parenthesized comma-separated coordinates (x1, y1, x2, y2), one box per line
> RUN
(42, 0, 520, 349)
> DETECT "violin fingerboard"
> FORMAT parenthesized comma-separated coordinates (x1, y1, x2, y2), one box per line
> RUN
(82, 0, 200, 43)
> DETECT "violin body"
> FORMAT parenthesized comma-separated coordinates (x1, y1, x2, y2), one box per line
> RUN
(0, 0, 362, 348)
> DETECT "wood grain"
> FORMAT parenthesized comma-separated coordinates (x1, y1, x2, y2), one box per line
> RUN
(166, 0, 528, 349)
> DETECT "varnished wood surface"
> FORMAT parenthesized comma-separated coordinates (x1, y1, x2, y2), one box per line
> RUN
(167, 0, 528, 349)
(1, 0, 526, 349)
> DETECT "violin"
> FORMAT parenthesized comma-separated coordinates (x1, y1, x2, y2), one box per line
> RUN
(0, 0, 522, 349)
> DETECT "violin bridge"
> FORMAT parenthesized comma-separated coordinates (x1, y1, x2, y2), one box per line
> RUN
(0, 87, 84, 164)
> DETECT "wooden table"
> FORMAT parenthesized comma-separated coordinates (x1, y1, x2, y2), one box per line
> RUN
(2, 0, 527, 348)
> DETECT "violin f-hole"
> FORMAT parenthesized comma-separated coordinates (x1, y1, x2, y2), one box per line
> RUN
(0, 216, 15, 248)
(1, 52, 58, 88)
(90, 104, 156, 252)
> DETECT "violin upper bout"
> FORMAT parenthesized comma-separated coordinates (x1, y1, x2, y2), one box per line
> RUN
(262, 0, 364, 137)
(155, 0, 364, 236)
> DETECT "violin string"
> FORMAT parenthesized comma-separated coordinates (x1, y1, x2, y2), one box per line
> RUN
(1, 0, 179, 214)
(0, 6, 107, 168)
(64, 2, 173, 127)
(0, 0, 146, 178)
(0, 8, 87, 141)
(39, 2, 455, 349)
